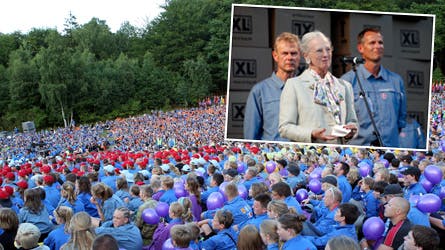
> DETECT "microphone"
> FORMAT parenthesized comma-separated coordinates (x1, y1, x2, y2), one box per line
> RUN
(341, 56, 365, 65)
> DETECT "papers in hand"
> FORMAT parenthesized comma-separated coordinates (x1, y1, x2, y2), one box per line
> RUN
(331, 125, 351, 137)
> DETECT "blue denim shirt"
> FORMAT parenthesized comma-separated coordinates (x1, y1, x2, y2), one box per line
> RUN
(306, 224, 357, 247)
(96, 222, 143, 250)
(244, 72, 288, 141)
(201, 227, 237, 250)
(283, 235, 316, 250)
(341, 64, 406, 147)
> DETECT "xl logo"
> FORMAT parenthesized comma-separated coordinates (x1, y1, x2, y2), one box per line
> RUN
(233, 59, 257, 78)
(292, 20, 314, 37)
(233, 15, 252, 34)
(400, 30, 420, 48)
(407, 71, 424, 88)
(232, 103, 245, 121)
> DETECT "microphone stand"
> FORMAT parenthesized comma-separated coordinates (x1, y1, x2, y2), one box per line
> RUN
(351, 63, 384, 147)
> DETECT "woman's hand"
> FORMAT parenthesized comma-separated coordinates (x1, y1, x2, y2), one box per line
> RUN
(343, 124, 357, 139)
(311, 128, 336, 141)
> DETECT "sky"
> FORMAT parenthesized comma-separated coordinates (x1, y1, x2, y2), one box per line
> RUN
(0, 0, 167, 34)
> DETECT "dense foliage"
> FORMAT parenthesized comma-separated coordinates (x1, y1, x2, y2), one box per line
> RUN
(0, 0, 443, 130)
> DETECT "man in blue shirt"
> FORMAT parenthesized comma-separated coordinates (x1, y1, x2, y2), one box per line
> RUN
(244, 32, 301, 141)
(333, 162, 352, 203)
(341, 27, 406, 147)
(95, 207, 143, 250)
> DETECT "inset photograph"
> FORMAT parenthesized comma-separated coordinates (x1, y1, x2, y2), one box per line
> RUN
(225, 4, 435, 150)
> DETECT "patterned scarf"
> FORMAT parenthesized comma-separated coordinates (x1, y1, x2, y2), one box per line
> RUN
(311, 69, 344, 125)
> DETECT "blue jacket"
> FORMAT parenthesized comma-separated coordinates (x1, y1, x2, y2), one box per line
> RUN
(201, 227, 238, 250)
(44, 185, 60, 208)
(58, 198, 85, 214)
(267, 243, 279, 250)
(43, 224, 70, 250)
(96, 221, 143, 250)
(103, 195, 125, 222)
(239, 212, 268, 230)
(341, 64, 406, 147)
(403, 182, 426, 200)
(101, 175, 119, 192)
(284, 196, 303, 214)
(115, 190, 131, 202)
(306, 224, 357, 247)
(77, 192, 99, 217)
(337, 175, 352, 203)
(363, 190, 379, 219)
(203, 196, 252, 226)
(399, 118, 426, 149)
(243, 72, 288, 141)
(160, 189, 178, 205)
(283, 235, 316, 250)
(128, 197, 144, 212)
(18, 207, 53, 234)
(313, 207, 338, 235)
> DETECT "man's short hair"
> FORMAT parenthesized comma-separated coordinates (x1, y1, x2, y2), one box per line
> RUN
(339, 162, 350, 175)
(357, 27, 382, 44)
(212, 173, 224, 186)
(274, 32, 300, 51)
(338, 203, 360, 225)
(170, 224, 193, 248)
(254, 193, 272, 209)
(92, 234, 119, 250)
(411, 225, 440, 250)
(271, 182, 292, 198)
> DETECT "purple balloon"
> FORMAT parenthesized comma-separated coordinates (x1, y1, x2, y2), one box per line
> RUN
(421, 178, 433, 193)
(237, 184, 248, 199)
(424, 165, 443, 185)
(266, 161, 276, 174)
(206, 192, 225, 210)
(440, 186, 445, 199)
(309, 168, 322, 180)
(363, 217, 385, 241)
(155, 202, 170, 218)
(308, 179, 322, 194)
(162, 238, 175, 250)
(296, 188, 308, 203)
(142, 208, 160, 224)
(359, 164, 371, 177)
(237, 162, 246, 174)
(417, 194, 441, 213)
(175, 188, 187, 198)
(219, 182, 229, 200)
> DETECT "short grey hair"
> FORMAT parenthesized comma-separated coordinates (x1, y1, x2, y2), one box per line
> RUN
(300, 31, 332, 55)
(15, 223, 41, 249)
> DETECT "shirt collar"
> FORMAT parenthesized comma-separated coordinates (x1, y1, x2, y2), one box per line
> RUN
(359, 64, 388, 81)
(272, 72, 286, 90)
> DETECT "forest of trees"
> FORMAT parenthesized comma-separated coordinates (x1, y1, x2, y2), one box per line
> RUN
(0, 0, 444, 130)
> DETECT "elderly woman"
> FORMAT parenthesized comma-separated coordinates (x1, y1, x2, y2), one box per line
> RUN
(279, 31, 357, 144)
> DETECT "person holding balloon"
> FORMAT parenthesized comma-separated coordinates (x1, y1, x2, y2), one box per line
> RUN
(361, 197, 411, 250)
(201, 210, 238, 250)
(134, 185, 158, 247)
